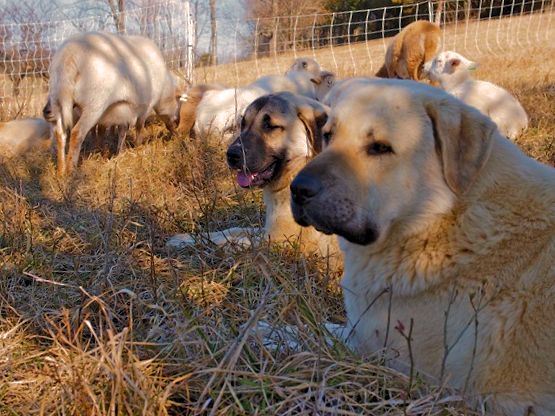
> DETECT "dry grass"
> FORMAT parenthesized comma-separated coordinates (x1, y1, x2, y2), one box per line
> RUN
(0, 27, 554, 415)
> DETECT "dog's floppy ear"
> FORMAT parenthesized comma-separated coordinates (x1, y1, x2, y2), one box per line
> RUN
(296, 98, 330, 154)
(425, 96, 495, 195)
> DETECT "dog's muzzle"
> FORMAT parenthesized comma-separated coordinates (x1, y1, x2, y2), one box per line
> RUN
(226, 143, 243, 169)
(290, 171, 328, 229)
(226, 141, 282, 189)
(290, 173, 323, 205)
(291, 170, 379, 245)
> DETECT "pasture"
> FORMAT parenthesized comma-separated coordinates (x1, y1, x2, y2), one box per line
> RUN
(0, 15, 554, 415)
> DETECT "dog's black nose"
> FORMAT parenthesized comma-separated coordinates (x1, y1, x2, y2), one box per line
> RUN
(290, 173, 323, 205)
(226, 145, 243, 167)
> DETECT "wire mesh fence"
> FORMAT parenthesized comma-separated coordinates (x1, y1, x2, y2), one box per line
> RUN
(195, 0, 554, 87)
(0, 0, 554, 120)
(0, 0, 194, 120)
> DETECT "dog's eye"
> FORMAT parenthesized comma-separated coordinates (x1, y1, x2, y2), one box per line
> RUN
(263, 114, 282, 131)
(366, 142, 394, 156)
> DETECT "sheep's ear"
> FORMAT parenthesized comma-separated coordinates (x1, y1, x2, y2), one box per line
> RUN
(424, 96, 495, 195)
(296, 98, 329, 154)
(467, 61, 479, 71)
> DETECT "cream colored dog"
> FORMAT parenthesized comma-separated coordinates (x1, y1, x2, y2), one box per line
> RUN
(290, 78, 555, 414)
(168, 92, 340, 266)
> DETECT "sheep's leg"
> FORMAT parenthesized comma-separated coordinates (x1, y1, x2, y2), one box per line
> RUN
(66, 116, 96, 175)
(116, 125, 128, 154)
(134, 117, 146, 146)
(54, 118, 67, 177)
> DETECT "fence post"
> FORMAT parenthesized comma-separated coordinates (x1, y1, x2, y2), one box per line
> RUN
(381, 7, 387, 52)
(435, 0, 445, 25)
(254, 18, 260, 77)
(347, 10, 357, 75)
(364, 9, 373, 72)
(311, 13, 317, 59)
(185, 0, 195, 83)
(329, 13, 338, 73)
(293, 15, 299, 59)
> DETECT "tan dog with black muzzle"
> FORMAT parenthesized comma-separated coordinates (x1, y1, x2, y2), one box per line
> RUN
(291, 78, 555, 414)
(168, 92, 341, 268)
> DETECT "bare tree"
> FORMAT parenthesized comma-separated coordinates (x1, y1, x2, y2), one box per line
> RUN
(108, 0, 126, 33)
(208, 0, 217, 65)
(191, 0, 209, 53)
(245, 0, 326, 56)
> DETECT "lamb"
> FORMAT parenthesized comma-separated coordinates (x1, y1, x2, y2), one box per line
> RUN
(0, 118, 51, 157)
(424, 50, 528, 139)
(287, 57, 322, 81)
(285, 57, 336, 98)
(43, 31, 179, 176)
(375, 20, 441, 80)
(177, 57, 335, 140)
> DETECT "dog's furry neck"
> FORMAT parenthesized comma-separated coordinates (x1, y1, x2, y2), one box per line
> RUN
(263, 186, 298, 239)
(262, 154, 310, 242)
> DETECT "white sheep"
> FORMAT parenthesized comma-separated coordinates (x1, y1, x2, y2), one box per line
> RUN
(43, 31, 179, 176)
(287, 57, 322, 80)
(179, 57, 335, 140)
(424, 51, 528, 140)
(0, 118, 51, 157)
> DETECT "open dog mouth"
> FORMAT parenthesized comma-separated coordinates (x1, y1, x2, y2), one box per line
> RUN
(236, 159, 281, 188)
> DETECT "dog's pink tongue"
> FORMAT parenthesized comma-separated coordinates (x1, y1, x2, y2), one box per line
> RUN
(237, 171, 255, 187)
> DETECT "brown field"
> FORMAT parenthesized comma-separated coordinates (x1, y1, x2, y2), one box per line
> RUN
(0, 13, 554, 415)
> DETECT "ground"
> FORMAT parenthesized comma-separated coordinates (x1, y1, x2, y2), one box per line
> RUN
(0, 14, 554, 415)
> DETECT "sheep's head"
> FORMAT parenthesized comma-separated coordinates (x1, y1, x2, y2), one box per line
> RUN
(423, 51, 478, 88)
(287, 57, 322, 84)
(152, 76, 180, 135)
